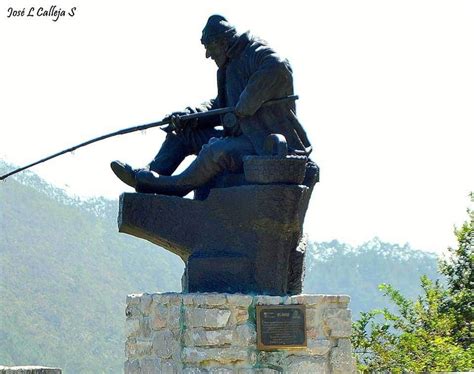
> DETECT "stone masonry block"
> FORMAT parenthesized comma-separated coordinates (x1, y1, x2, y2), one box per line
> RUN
(280, 295, 293, 305)
(182, 294, 195, 306)
(290, 294, 350, 307)
(151, 305, 181, 331)
(208, 369, 234, 374)
(193, 293, 228, 307)
(140, 317, 152, 338)
(323, 308, 352, 338)
(238, 369, 280, 374)
(226, 294, 253, 308)
(126, 293, 143, 305)
(125, 318, 140, 337)
(140, 293, 154, 315)
(182, 347, 252, 365)
(292, 338, 331, 356)
(152, 292, 182, 306)
(0, 367, 62, 374)
(138, 358, 162, 374)
(183, 369, 236, 374)
(182, 369, 208, 374)
(125, 338, 153, 358)
(184, 328, 234, 347)
(334, 295, 350, 308)
(181, 293, 231, 307)
(286, 356, 330, 374)
(160, 360, 179, 374)
(290, 294, 325, 306)
(256, 350, 288, 369)
(152, 330, 180, 359)
(330, 338, 356, 374)
(185, 308, 231, 329)
(125, 303, 142, 319)
(229, 307, 249, 326)
(124, 359, 140, 374)
(305, 308, 329, 339)
(254, 296, 283, 305)
(304, 307, 322, 330)
(126, 293, 153, 319)
(232, 323, 256, 346)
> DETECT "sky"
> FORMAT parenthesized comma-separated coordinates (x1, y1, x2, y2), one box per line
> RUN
(1, 0, 473, 255)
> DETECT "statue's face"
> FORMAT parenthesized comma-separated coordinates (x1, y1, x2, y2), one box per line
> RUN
(204, 39, 227, 68)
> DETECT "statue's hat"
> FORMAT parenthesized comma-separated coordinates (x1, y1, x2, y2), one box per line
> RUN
(201, 15, 236, 45)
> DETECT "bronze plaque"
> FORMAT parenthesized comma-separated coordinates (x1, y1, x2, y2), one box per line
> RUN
(256, 305, 307, 350)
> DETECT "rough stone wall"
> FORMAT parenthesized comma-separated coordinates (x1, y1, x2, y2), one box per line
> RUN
(125, 293, 356, 373)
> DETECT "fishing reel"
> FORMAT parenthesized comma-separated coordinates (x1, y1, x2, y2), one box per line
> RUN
(221, 112, 238, 129)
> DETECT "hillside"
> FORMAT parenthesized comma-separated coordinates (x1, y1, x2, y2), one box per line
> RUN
(304, 239, 439, 317)
(0, 161, 439, 372)
(0, 162, 183, 373)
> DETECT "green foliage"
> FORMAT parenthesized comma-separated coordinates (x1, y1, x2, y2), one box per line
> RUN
(439, 192, 474, 349)
(352, 195, 474, 373)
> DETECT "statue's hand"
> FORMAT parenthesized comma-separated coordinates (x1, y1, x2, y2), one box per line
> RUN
(163, 111, 189, 132)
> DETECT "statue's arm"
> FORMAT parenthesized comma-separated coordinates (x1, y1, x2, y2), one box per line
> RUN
(236, 47, 293, 117)
(182, 98, 219, 127)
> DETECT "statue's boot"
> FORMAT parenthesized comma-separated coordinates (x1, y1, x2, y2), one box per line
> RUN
(110, 160, 138, 188)
(135, 155, 221, 197)
(110, 134, 189, 188)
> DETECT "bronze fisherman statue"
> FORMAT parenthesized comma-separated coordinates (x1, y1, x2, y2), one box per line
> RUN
(110, 15, 312, 196)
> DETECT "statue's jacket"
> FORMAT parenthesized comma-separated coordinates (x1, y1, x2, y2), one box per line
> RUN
(196, 32, 312, 156)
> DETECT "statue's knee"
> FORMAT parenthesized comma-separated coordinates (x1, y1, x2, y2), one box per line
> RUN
(199, 141, 231, 168)
(212, 146, 232, 167)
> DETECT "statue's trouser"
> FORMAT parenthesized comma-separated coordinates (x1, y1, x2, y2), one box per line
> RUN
(136, 130, 256, 196)
(147, 126, 223, 176)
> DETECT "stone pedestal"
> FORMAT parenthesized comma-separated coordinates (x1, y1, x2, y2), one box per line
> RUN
(124, 293, 356, 373)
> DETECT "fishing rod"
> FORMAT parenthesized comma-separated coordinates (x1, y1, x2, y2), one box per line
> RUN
(0, 95, 298, 181)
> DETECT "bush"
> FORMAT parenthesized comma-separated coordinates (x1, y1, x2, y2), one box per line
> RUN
(352, 194, 474, 372)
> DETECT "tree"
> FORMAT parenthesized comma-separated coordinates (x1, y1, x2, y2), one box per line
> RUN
(439, 192, 473, 349)
(352, 194, 474, 373)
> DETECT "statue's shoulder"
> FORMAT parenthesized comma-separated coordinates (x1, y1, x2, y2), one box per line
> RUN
(246, 32, 272, 51)
(228, 32, 273, 59)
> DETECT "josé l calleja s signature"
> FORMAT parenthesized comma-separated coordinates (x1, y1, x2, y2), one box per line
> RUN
(7, 6, 76, 22)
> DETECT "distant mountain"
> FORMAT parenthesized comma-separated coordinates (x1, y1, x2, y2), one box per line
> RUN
(0, 161, 440, 372)
(303, 239, 439, 317)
